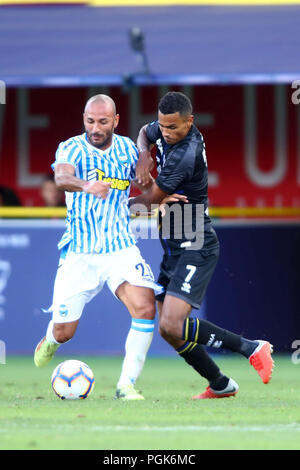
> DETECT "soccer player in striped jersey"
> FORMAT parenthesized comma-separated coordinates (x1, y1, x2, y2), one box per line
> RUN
(34, 94, 163, 400)
(130, 91, 274, 398)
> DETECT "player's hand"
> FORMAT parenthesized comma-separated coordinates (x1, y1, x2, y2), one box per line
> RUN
(83, 180, 112, 199)
(159, 193, 188, 217)
(136, 150, 154, 186)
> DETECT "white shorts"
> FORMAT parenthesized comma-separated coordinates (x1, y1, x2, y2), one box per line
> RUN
(49, 245, 162, 324)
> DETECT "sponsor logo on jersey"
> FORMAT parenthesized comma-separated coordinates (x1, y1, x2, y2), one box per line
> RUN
(87, 168, 130, 191)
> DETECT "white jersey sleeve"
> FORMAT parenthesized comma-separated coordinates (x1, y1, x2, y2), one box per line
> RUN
(52, 138, 82, 170)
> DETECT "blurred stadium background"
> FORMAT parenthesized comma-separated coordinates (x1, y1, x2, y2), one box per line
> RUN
(0, 0, 299, 359)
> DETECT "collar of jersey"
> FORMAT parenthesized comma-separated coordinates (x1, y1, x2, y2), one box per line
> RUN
(83, 132, 114, 155)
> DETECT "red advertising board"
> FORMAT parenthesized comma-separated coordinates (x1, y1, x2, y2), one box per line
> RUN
(0, 85, 299, 208)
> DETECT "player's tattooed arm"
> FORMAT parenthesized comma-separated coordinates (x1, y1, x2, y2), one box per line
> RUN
(136, 125, 155, 186)
(54, 164, 111, 199)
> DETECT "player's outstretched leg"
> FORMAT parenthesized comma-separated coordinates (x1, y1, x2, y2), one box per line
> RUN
(182, 318, 274, 384)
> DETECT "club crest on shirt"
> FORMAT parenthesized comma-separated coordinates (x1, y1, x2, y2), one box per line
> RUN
(87, 168, 130, 191)
(58, 304, 68, 317)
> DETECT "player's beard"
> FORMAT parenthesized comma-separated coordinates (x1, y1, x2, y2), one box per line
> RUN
(86, 127, 114, 150)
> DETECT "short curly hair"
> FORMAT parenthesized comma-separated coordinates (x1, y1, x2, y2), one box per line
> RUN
(158, 91, 192, 117)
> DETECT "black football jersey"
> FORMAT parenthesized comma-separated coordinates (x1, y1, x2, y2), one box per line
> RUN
(146, 121, 215, 255)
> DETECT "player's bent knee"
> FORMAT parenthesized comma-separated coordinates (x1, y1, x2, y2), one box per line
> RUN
(158, 323, 168, 339)
(53, 324, 75, 343)
(159, 316, 182, 341)
(131, 301, 156, 319)
(159, 319, 176, 340)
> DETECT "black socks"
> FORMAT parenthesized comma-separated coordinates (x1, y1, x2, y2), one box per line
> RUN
(176, 317, 259, 391)
(176, 341, 230, 391)
(182, 318, 242, 352)
(182, 318, 258, 358)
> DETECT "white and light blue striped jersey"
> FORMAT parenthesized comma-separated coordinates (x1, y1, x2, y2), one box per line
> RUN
(52, 132, 139, 254)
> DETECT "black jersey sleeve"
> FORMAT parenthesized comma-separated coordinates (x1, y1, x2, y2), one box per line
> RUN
(145, 121, 161, 143)
(155, 142, 196, 194)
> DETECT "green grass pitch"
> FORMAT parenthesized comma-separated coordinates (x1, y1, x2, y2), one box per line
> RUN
(0, 354, 300, 450)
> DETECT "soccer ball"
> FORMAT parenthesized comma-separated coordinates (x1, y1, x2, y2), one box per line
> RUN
(51, 360, 95, 400)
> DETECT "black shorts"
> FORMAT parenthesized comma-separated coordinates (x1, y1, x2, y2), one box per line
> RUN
(156, 241, 220, 310)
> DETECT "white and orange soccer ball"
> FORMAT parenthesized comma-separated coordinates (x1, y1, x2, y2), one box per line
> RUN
(51, 360, 95, 400)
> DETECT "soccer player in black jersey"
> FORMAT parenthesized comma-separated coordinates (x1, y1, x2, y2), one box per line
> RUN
(130, 91, 274, 398)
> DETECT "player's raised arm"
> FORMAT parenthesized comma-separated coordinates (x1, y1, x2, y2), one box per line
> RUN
(54, 163, 111, 199)
(136, 125, 155, 186)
